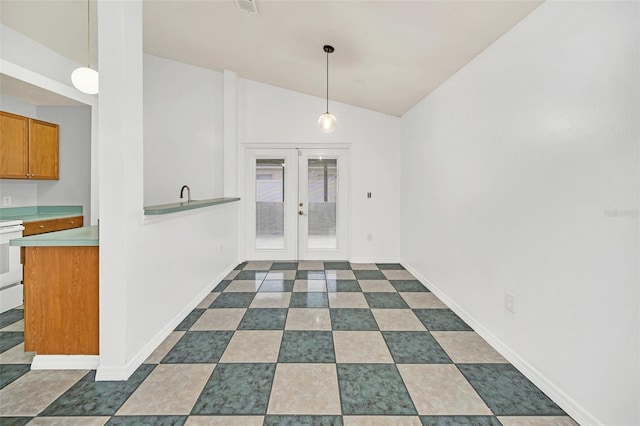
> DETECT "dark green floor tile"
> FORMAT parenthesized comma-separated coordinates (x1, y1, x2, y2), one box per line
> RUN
(234, 262, 247, 270)
(458, 364, 566, 416)
(213, 280, 232, 291)
(376, 263, 405, 270)
(0, 417, 31, 426)
(41, 366, 154, 416)
(272, 262, 299, 270)
(191, 363, 276, 415)
(210, 292, 255, 308)
(264, 415, 343, 425)
(290, 292, 329, 308)
(278, 331, 335, 363)
(413, 309, 472, 331)
(0, 309, 23, 329)
(0, 332, 24, 353)
(235, 270, 268, 281)
(330, 309, 378, 331)
(324, 262, 351, 270)
(354, 270, 386, 280)
(106, 416, 187, 426)
(327, 280, 362, 292)
(161, 331, 233, 363)
(296, 270, 326, 280)
(337, 364, 416, 415)
(383, 331, 452, 364)
(0, 364, 30, 390)
(174, 309, 205, 331)
(238, 308, 287, 330)
(390, 280, 429, 292)
(364, 292, 409, 309)
(259, 280, 295, 292)
(420, 416, 502, 426)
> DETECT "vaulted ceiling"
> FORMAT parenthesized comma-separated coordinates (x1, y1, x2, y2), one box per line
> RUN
(1, 0, 542, 115)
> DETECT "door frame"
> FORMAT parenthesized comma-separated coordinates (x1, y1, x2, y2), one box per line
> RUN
(241, 144, 351, 261)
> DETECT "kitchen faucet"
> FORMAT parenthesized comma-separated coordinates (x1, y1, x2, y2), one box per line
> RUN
(180, 185, 191, 202)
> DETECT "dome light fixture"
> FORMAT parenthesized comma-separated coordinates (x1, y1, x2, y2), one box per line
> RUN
(71, 0, 99, 95)
(318, 45, 336, 133)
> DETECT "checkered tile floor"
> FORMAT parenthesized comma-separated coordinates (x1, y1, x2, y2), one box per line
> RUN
(0, 261, 578, 425)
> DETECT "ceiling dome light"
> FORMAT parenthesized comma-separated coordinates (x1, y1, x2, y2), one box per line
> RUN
(71, 67, 99, 95)
(72, 0, 98, 94)
(318, 45, 336, 133)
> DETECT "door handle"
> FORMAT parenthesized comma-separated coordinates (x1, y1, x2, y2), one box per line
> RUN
(299, 211, 304, 216)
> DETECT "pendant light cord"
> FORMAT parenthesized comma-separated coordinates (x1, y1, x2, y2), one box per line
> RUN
(87, 0, 91, 68)
(326, 49, 329, 113)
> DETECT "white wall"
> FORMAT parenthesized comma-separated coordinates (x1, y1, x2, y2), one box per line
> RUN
(0, 96, 92, 221)
(97, 2, 240, 380)
(239, 78, 401, 262)
(143, 54, 224, 206)
(400, 2, 639, 425)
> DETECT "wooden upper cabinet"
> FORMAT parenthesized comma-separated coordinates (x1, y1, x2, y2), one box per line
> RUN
(0, 111, 59, 180)
(0, 111, 29, 179)
(29, 119, 59, 180)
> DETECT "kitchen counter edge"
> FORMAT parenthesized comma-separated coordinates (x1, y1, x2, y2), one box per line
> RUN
(10, 225, 98, 247)
(144, 197, 240, 216)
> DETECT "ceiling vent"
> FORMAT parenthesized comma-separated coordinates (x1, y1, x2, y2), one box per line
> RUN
(235, 0, 258, 15)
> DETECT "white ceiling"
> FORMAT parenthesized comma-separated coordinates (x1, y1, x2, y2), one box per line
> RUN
(0, 74, 85, 106)
(1, 0, 543, 116)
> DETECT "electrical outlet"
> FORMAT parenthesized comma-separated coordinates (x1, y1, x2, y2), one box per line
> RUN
(2, 196, 11, 206)
(366, 233, 373, 241)
(505, 291, 515, 312)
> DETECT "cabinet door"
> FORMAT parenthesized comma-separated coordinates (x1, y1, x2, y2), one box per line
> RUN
(0, 111, 29, 179)
(29, 119, 59, 180)
(55, 216, 84, 231)
(23, 219, 58, 236)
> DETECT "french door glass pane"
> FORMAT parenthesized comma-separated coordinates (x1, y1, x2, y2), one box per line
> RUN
(307, 158, 337, 249)
(256, 159, 285, 249)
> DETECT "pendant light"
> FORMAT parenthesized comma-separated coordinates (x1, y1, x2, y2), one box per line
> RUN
(71, 0, 99, 94)
(318, 45, 336, 133)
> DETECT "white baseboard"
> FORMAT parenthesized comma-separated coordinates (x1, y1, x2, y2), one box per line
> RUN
(401, 260, 601, 426)
(31, 355, 99, 370)
(95, 260, 239, 381)
(349, 257, 400, 264)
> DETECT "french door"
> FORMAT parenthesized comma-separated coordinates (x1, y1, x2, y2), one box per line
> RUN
(244, 148, 349, 260)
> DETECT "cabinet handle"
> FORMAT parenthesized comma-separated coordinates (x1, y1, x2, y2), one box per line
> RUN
(69, 221, 74, 224)
(25, 173, 29, 176)
(31, 174, 35, 177)
(39, 225, 45, 229)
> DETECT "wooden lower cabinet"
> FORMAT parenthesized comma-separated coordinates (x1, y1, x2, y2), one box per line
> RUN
(23, 216, 83, 236)
(23, 246, 99, 355)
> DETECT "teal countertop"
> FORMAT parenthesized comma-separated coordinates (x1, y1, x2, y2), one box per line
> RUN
(10, 225, 98, 247)
(144, 197, 240, 216)
(0, 205, 83, 222)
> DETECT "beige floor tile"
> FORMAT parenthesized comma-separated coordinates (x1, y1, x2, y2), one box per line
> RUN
(118, 364, 214, 415)
(333, 331, 393, 363)
(372, 309, 426, 331)
(358, 280, 396, 292)
(1, 319, 24, 332)
(29, 417, 109, 425)
(244, 261, 273, 270)
(266, 270, 296, 280)
(0, 370, 88, 416)
(328, 292, 368, 308)
(196, 292, 219, 309)
(268, 364, 341, 414)
(250, 292, 291, 308)
(145, 331, 185, 363)
(224, 270, 240, 280)
(382, 270, 416, 280)
(343, 416, 422, 426)
(190, 309, 246, 331)
(325, 270, 356, 280)
(350, 263, 378, 270)
(298, 261, 324, 270)
(293, 280, 327, 292)
(431, 331, 507, 363)
(0, 343, 35, 364)
(185, 416, 264, 426)
(497, 417, 579, 426)
(399, 292, 447, 309)
(223, 280, 262, 292)
(398, 364, 491, 415)
(219, 330, 283, 363)
(285, 308, 331, 330)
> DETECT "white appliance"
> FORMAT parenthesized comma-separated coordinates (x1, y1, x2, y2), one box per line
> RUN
(0, 219, 25, 313)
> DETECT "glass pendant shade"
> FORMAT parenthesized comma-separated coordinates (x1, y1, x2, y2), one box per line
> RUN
(318, 113, 336, 133)
(71, 67, 99, 95)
